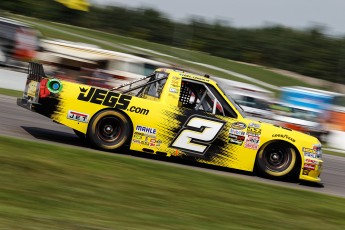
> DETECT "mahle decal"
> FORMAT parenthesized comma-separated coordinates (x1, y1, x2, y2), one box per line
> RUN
(77, 87, 131, 110)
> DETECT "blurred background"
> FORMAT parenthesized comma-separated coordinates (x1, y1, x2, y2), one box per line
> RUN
(1, 0, 345, 148)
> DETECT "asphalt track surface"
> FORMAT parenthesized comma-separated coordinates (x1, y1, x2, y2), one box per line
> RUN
(1, 94, 345, 198)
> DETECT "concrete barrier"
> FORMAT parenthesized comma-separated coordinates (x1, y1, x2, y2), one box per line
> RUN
(0, 68, 26, 91)
(327, 130, 345, 150)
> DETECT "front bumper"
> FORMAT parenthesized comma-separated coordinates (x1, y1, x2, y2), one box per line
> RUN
(299, 159, 323, 182)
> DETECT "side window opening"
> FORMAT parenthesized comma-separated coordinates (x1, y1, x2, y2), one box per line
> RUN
(146, 78, 167, 97)
(179, 79, 236, 118)
(113, 72, 168, 99)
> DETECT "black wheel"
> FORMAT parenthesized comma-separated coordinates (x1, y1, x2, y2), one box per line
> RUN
(256, 142, 298, 179)
(73, 129, 86, 139)
(88, 110, 131, 150)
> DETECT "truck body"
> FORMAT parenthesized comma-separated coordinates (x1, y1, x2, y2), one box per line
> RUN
(17, 63, 323, 182)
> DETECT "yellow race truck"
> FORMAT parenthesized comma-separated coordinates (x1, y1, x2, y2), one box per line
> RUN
(17, 63, 323, 182)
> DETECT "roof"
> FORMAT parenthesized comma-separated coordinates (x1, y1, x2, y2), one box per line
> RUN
(156, 68, 215, 84)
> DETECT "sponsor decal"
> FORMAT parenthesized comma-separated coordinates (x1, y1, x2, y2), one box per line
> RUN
(244, 135, 260, 150)
(303, 147, 316, 154)
(140, 141, 149, 145)
(128, 106, 149, 115)
(247, 126, 261, 134)
(229, 128, 245, 136)
(133, 131, 144, 136)
(133, 125, 157, 145)
(67, 110, 89, 123)
(229, 134, 245, 145)
(231, 122, 247, 130)
(179, 73, 210, 82)
(149, 139, 156, 147)
(133, 132, 143, 140)
(171, 79, 180, 87)
(169, 87, 178, 93)
(27, 80, 39, 97)
(313, 145, 322, 152)
(304, 152, 317, 158)
(246, 135, 260, 144)
(136, 125, 157, 134)
(302, 169, 310, 175)
(305, 159, 318, 165)
(248, 122, 261, 129)
(156, 140, 162, 147)
(78, 87, 131, 110)
(272, 134, 295, 142)
(244, 142, 259, 150)
(304, 163, 316, 170)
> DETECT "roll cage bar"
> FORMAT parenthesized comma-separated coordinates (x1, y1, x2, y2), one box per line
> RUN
(110, 72, 168, 95)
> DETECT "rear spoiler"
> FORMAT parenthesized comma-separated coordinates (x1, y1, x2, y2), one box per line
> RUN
(27, 62, 46, 82)
(17, 62, 47, 109)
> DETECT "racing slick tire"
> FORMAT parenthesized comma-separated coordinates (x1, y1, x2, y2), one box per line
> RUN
(256, 141, 299, 179)
(88, 110, 132, 150)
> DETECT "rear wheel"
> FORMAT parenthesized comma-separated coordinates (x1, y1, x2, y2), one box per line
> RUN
(256, 142, 298, 179)
(88, 110, 131, 150)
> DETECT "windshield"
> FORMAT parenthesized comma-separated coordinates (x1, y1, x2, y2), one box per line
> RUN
(235, 96, 270, 110)
(217, 83, 246, 118)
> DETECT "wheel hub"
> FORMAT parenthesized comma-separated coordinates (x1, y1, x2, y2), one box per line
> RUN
(104, 125, 114, 134)
(270, 153, 280, 162)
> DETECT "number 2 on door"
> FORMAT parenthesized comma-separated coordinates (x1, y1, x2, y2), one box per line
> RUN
(171, 115, 225, 155)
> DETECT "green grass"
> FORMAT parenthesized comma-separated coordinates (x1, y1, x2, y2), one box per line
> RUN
(0, 88, 22, 98)
(0, 135, 345, 229)
(323, 148, 345, 158)
(11, 14, 325, 96)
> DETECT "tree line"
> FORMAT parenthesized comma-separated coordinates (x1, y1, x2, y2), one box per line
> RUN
(2, 0, 345, 84)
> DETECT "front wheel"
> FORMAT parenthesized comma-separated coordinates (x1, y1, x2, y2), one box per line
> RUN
(88, 110, 131, 150)
(256, 142, 298, 179)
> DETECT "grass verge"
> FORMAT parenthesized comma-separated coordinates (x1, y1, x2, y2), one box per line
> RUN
(0, 88, 22, 98)
(0, 135, 344, 229)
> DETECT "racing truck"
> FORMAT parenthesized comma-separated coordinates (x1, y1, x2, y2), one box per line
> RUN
(17, 63, 323, 183)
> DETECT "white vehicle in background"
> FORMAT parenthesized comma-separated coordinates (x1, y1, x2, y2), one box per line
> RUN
(37, 39, 171, 88)
(214, 78, 275, 120)
(0, 17, 40, 65)
(270, 102, 328, 142)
